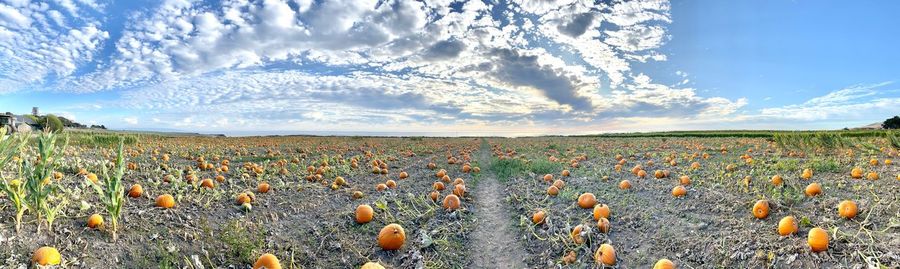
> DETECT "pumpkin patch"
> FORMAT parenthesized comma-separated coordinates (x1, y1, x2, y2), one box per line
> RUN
(0, 130, 895, 268)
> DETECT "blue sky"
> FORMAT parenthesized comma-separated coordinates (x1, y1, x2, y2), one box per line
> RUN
(1, 0, 898, 136)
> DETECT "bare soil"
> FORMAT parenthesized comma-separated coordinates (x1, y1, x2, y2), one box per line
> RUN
(491, 137, 900, 268)
(469, 140, 527, 268)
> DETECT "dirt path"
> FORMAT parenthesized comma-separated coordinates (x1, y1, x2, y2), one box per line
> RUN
(469, 139, 527, 268)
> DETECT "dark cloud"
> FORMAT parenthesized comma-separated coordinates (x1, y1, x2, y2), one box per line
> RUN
(423, 39, 466, 60)
(480, 49, 594, 111)
(557, 13, 595, 37)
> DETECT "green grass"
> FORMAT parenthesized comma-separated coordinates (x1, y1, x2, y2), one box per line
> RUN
(218, 219, 266, 264)
(806, 158, 842, 173)
(490, 158, 528, 181)
(489, 158, 564, 181)
(232, 155, 282, 163)
(68, 132, 140, 146)
(527, 159, 563, 176)
(771, 158, 800, 172)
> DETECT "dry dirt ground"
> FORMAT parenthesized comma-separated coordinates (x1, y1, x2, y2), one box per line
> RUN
(1, 135, 898, 268)
(468, 140, 527, 268)
(491, 137, 899, 268)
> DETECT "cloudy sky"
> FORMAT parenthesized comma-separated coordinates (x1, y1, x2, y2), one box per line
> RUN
(1, 0, 898, 136)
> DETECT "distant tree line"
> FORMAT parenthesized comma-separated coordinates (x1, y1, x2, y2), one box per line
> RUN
(24, 114, 104, 132)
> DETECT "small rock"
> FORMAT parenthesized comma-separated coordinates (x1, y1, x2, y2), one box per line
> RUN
(420, 230, 433, 248)
(784, 253, 797, 264)
(190, 255, 205, 269)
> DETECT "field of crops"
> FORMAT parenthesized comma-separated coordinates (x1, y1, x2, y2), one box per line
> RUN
(0, 130, 898, 268)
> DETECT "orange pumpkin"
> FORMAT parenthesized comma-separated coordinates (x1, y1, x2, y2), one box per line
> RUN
(155, 194, 175, 208)
(850, 167, 863, 179)
(808, 227, 829, 252)
(804, 182, 822, 197)
(838, 200, 857, 219)
(577, 193, 597, 209)
(385, 180, 397, 189)
(128, 184, 143, 198)
(618, 180, 632, 190)
(543, 174, 553, 182)
(596, 217, 610, 233)
(377, 224, 406, 250)
(253, 253, 282, 269)
(671, 185, 687, 197)
(690, 162, 701, 169)
(777, 216, 798, 236)
(593, 204, 610, 220)
(752, 200, 769, 219)
(235, 193, 252, 205)
(87, 214, 103, 229)
(654, 170, 666, 179)
(801, 168, 813, 180)
(258, 182, 271, 193)
(429, 191, 440, 202)
(571, 224, 584, 244)
(866, 172, 879, 180)
(376, 183, 387, 191)
(32, 246, 61, 266)
(547, 185, 559, 196)
(356, 204, 374, 224)
(594, 244, 616, 266)
(552, 179, 565, 190)
(771, 175, 783, 186)
(679, 175, 691, 186)
(654, 259, 675, 269)
(452, 184, 466, 197)
(443, 194, 461, 210)
(532, 210, 546, 225)
(200, 178, 215, 189)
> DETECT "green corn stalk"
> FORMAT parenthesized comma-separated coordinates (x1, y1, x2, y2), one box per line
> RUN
(87, 136, 126, 241)
(22, 131, 68, 234)
(44, 196, 68, 233)
(0, 127, 29, 233)
(889, 131, 900, 149)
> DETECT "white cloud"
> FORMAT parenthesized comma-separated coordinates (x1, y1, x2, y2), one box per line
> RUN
(123, 117, 139, 125)
(759, 82, 898, 121)
(2, 0, 759, 133)
(0, 4, 30, 28)
(0, 1, 109, 93)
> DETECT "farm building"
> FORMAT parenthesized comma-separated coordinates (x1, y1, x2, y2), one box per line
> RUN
(0, 112, 39, 133)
